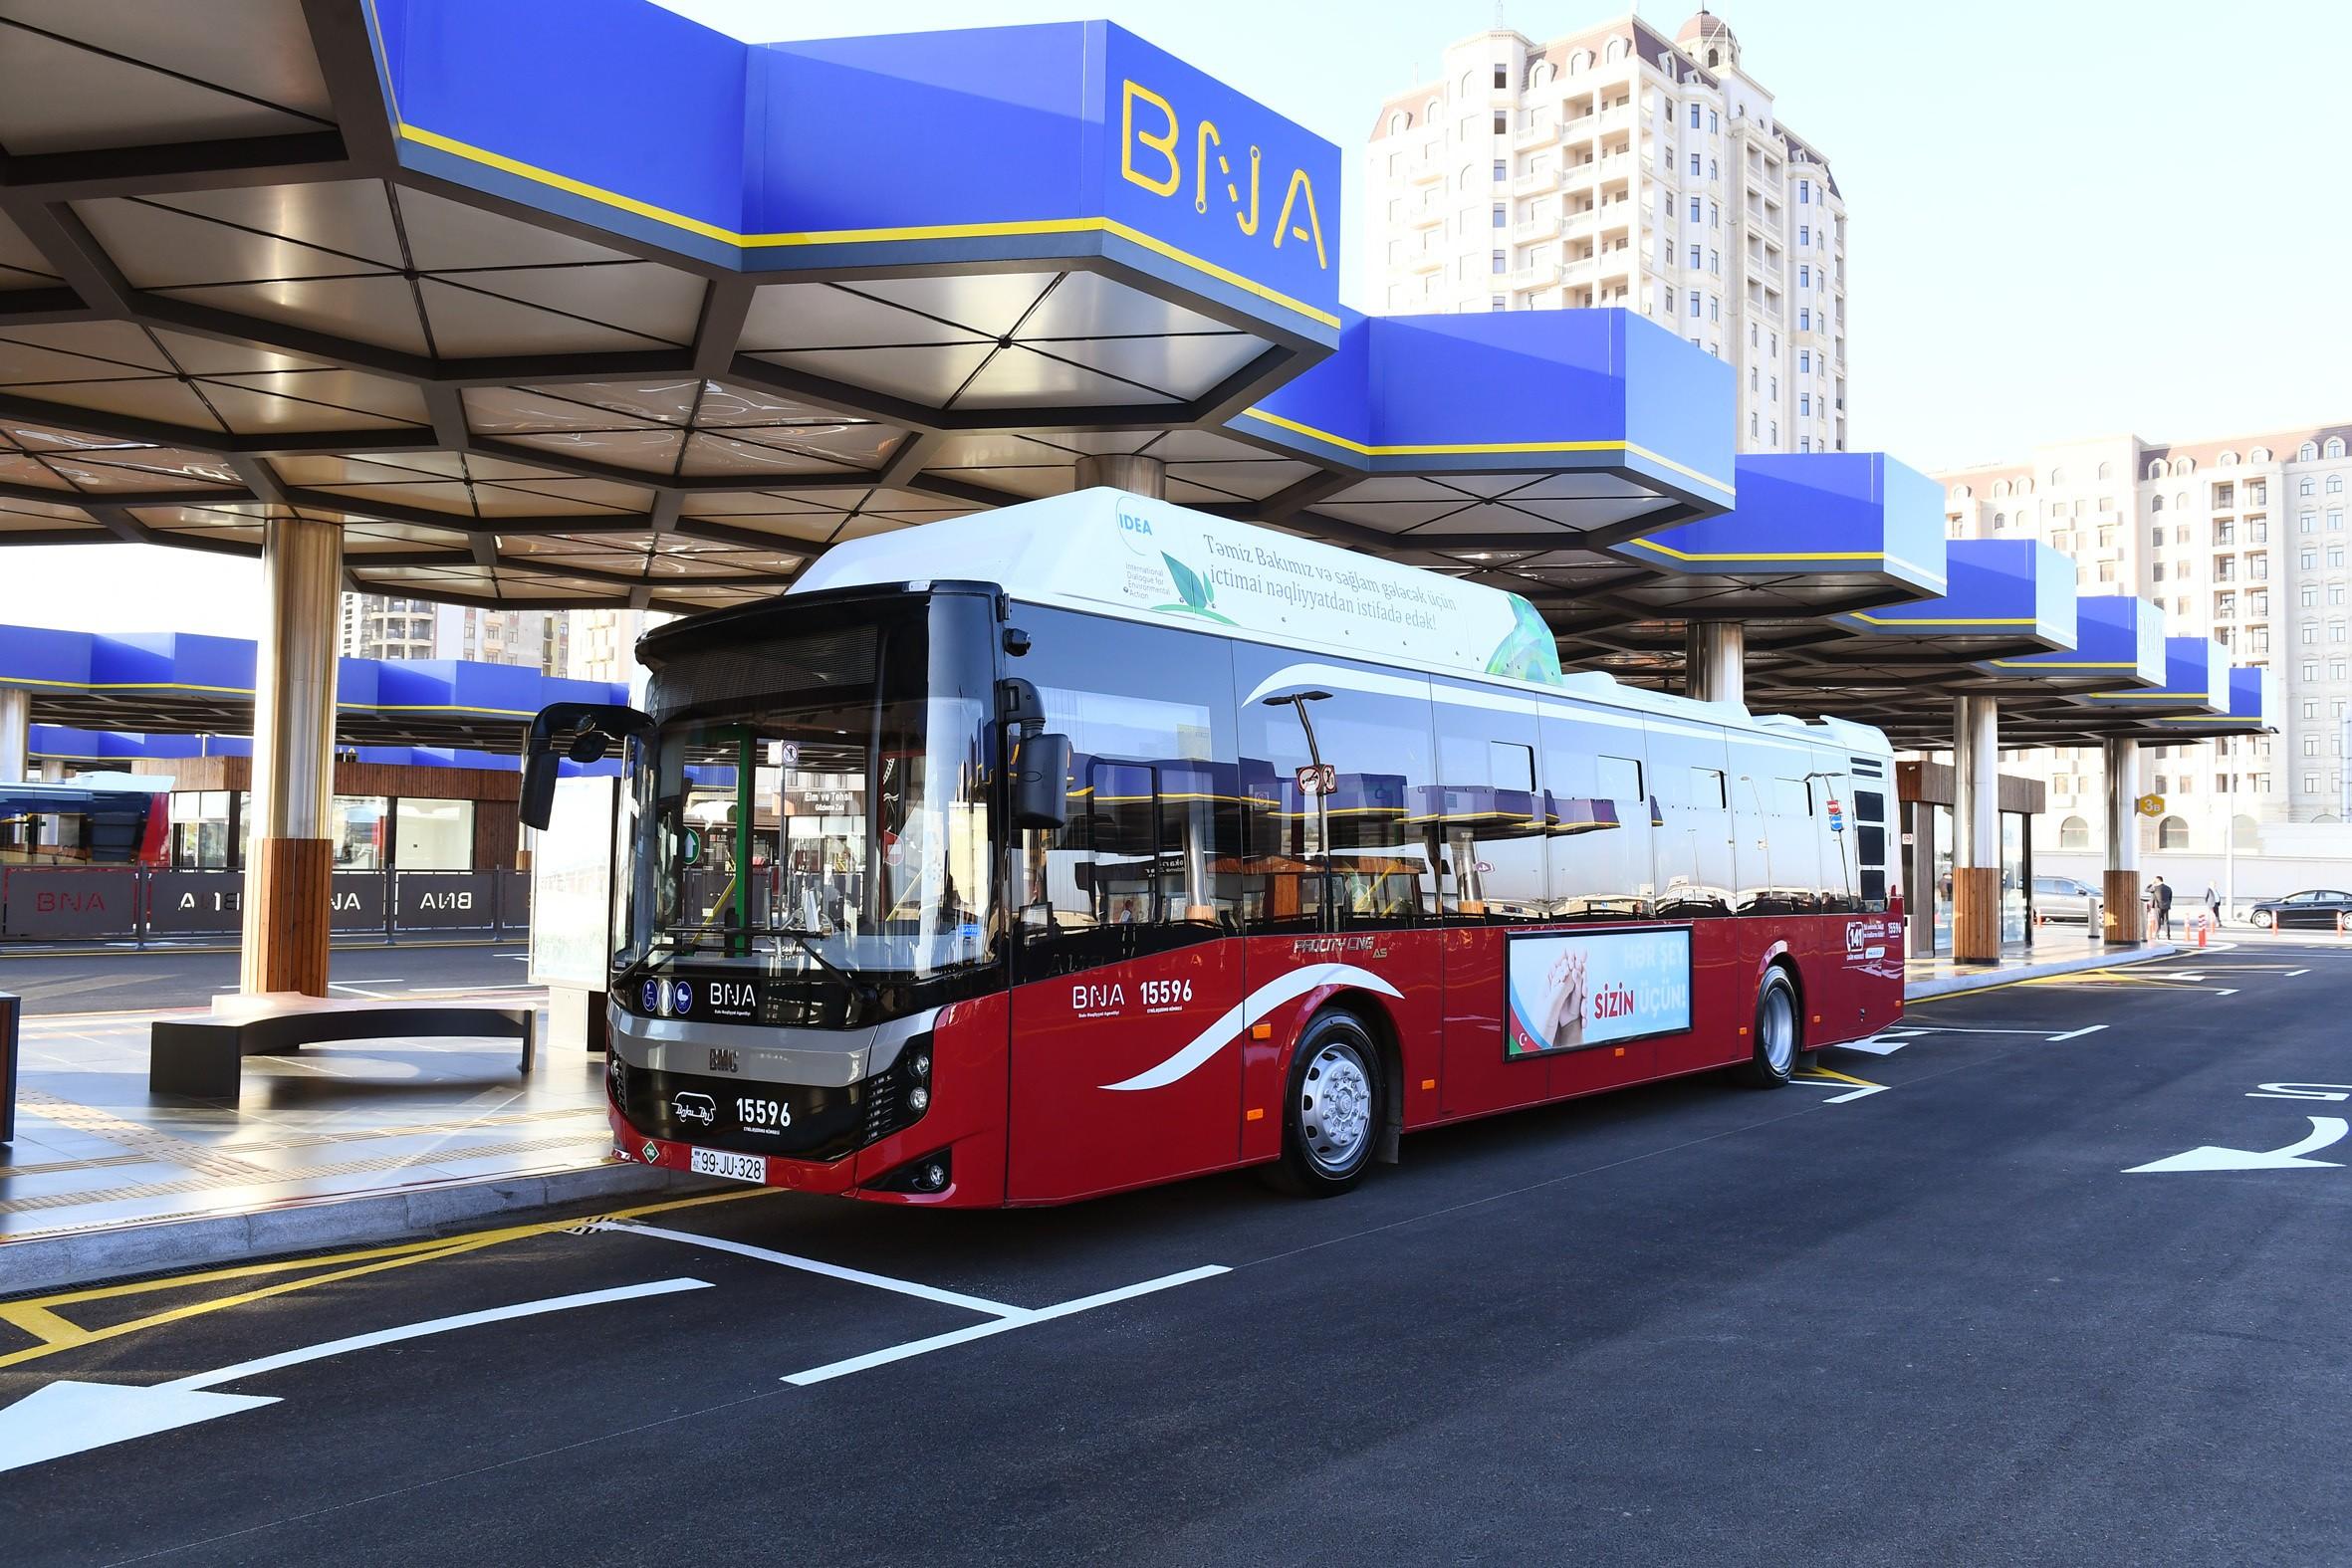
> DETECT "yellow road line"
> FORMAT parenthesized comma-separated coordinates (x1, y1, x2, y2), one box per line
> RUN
(1796, 1064, 1881, 1090)
(0, 1301, 95, 1350)
(0, 1186, 770, 1373)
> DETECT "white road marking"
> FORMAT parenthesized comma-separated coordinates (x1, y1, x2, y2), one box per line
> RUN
(1823, 1084, 1888, 1104)
(2286, 969, 2312, 977)
(0, 1278, 711, 1473)
(782, 1265, 1231, 1387)
(1833, 1034, 1910, 1056)
(166, 1277, 712, 1391)
(327, 982, 400, 998)
(2046, 1025, 2108, 1041)
(593, 1221, 1023, 1317)
(2125, 1116, 2348, 1175)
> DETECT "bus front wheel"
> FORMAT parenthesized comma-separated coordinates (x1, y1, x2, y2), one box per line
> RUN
(1734, 968, 1799, 1089)
(1266, 1010, 1383, 1198)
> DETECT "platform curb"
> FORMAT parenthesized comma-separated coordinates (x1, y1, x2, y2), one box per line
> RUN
(1903, 942, 2182, 1002)
(0, 1161, 714, 1296)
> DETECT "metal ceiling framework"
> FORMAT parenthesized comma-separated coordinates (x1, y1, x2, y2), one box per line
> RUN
(0, 1, 1351, 612)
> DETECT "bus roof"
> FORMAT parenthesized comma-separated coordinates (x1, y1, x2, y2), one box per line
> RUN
(790, 489, 1888, 758)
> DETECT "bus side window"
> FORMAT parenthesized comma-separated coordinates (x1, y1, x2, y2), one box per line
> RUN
(1235, 650, 1435, 932)
(1011, 609, 1241, 979)
(1429, 685, 1546, 922)
(1538, 706, 1653, 920)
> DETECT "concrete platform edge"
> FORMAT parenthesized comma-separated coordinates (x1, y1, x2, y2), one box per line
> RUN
(0, 1161, 711, 1296)
(1904, 942, 2182, 1001)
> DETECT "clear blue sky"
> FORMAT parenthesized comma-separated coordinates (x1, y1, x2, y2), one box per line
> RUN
(4, 0, 2343, 637)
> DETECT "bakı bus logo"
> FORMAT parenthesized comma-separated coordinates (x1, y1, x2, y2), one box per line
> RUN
(1120, 81, 1327, 271)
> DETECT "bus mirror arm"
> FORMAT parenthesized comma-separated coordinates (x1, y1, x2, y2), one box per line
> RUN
(519, 701, 653, 831)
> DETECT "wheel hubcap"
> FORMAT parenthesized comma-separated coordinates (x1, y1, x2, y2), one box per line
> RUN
(1299, 1040, 1372, 1175)
(1761, 990, 1795, 1073)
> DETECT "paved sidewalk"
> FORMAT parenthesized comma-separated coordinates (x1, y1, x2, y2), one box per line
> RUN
(1905, 937, 2180, 1000)
(0, 987, 682, 1292)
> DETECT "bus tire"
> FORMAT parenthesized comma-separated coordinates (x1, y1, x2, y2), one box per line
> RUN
(1266, 1010, 1383, 1198)
(1734, 967, 1799, 1089)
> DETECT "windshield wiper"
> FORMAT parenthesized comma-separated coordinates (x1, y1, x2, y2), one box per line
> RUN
(765, 927, 880, 1010)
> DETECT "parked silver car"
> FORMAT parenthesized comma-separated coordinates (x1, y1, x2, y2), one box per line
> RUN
(2032, 874, 2098, 923)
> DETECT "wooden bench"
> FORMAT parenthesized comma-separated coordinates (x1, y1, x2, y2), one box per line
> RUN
(149, 994, 537, 1101)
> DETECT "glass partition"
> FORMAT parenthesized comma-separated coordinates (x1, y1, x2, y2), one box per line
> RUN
(394, 797, 475, 870)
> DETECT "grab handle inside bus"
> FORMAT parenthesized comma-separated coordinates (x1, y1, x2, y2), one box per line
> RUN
(519, 701, 653, 830)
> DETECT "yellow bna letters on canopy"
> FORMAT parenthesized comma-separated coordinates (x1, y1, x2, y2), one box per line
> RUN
(1121, 80, 1326, 270)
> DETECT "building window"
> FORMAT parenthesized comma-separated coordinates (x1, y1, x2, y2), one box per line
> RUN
(1798, 308, 1811, 331)
(1798, 264, 1810, 288)
(1491, 296, 1507, 311)
(1493, 203, 1507, 227)
(1493, 158, 1507, 181)
(1690, 151, 1701, 175)
(1689, 243, 1702, 267)
(1689, 196, 1702, 222)
(1689, 103, 1701, 129)
(2058, 816, 2090, 850)
(1493, 250, 1506, 273)
(2331, 438, 2348, 459)
(1494, 112, 1508, 134)
(1690, 294, 1701, 318)
(1494, 63, 1509, 89)
(1799, 348, 1811, 372)
(1797, 178, 1809, 202)
(2158, 816, 2189, 850)
(1800, 393, 1811, 416)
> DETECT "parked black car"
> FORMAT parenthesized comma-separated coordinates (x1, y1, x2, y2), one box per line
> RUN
(2244, 889, 2352, 930)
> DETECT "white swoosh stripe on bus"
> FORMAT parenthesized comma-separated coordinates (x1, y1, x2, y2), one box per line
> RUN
(1098, 963, 1403, 1092)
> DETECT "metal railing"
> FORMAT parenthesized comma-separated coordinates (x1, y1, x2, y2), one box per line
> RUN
(0, 865, 531, 943)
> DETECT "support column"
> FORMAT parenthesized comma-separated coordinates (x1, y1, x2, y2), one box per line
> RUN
(239, 518, 343, 997)
(1684, 621, 1746, 708)
(2102, 736, 2144, 946)
(1074, 453, 1167, 498)
(1951, 695, 2000, 963)
(0, 687, 28, 783)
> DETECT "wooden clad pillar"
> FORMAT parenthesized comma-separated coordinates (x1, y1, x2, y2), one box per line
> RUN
(1953, 866, 2001, 962)
(2103, 869, 2145, 944)
(240, 517, 342, 998)
(247, 837, 332, 994)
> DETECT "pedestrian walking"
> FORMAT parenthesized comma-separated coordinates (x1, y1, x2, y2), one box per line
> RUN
(2204, 883, 2222, 929)
(2150, 874, 2175, 940)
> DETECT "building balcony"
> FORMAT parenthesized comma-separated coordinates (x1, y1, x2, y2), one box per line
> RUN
(1407, 249, 1445, 275)
(1409, 159, 1443, 185)
(1506, 262, 1563, 292)
(1514, 117, 1556, 152)
(1515, 211, 1561, 242)
(1513, 168, 1557, 197)
(1407, 202, 1443, 230)
(1561, 208, 1598, 237)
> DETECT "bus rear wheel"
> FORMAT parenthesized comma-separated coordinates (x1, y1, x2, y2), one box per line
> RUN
(1266, 1010, 1382, 1198)
(1734, 968, 1798, 1089)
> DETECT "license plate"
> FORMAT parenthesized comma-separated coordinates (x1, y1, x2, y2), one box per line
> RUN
(689, 1147, 768, 1184)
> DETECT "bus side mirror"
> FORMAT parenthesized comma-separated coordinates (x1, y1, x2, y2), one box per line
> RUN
(1011, 733, 1071, 831)
(520, 748, 562, 832)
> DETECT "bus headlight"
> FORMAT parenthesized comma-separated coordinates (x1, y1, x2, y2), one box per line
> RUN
(907, 1085, 930, 1113)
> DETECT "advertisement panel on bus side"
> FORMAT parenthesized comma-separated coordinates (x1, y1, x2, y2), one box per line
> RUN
(1504, 927, 1694, 1058)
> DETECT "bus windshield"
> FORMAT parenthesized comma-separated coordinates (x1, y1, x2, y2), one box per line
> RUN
(618, 592, 998, 1008)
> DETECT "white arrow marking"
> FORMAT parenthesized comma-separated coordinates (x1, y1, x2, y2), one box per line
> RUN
(1833, 1034, 1909, 1056)
(0, 1383, 280, 1474)
(2047, 1025, 2108, 1041)
(2124, 1116, 2349, 1174)
(0, 1277, 710, 1473)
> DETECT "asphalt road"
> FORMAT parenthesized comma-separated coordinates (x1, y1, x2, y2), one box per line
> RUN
(5, 940, 2350, 1566)
(0, 943, 531, 1014)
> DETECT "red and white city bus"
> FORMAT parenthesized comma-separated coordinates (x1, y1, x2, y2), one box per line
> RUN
(520, 490, 1904, 1206)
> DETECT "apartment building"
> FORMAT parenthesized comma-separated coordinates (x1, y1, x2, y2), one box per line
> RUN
(1938, 424, 2352, 852)
(339, 594, 571, 674)
(1366, 9, 1847, 453)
